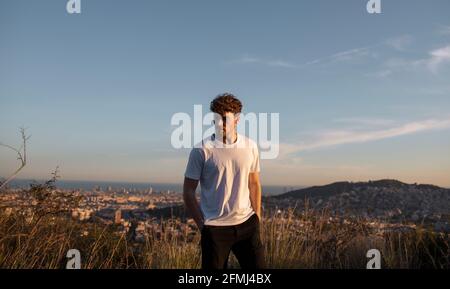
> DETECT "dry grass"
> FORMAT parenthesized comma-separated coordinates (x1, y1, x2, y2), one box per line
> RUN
(0, 206, 448, 269)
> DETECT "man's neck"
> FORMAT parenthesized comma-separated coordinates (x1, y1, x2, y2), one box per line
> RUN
(214, 132, 238, 145)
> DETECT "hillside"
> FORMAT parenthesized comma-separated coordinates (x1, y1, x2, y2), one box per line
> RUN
(268, 179, 450, 229)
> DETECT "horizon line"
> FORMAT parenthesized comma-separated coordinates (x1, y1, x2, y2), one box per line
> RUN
(4, 177, 449, 190)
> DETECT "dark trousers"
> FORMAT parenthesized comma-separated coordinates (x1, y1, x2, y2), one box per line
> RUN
(200, 213, 265, 269)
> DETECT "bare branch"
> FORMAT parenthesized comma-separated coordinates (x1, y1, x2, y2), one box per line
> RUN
(0, 127, 30, 191)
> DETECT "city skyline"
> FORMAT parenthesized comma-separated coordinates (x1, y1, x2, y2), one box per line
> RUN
(1, 0, 450, 187)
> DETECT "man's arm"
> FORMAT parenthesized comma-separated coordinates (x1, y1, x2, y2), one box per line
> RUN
(249, 172, 262, 221)
(183, 177, 204, 230)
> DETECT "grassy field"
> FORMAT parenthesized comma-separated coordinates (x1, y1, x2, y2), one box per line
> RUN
(0, 176, 448, 269)
(0, 206, 448, 269)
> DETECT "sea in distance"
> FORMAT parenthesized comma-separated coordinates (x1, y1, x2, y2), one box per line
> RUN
(7, 179, 301, 196)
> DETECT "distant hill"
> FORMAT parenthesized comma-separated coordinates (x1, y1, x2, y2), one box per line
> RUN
(272, 179, 443, 200)
(267, 179, 450, 227)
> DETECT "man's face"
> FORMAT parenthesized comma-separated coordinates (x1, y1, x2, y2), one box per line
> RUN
(213, 112, 239, 138)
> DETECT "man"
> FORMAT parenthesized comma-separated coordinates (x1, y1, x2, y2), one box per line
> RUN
(183, 93, 265, 269)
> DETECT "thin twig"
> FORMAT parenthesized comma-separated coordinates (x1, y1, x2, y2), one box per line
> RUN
(0, 127, 30, 191)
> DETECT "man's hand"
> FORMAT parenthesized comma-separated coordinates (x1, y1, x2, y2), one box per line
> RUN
(183, 177, 205, 231)
(248, 172, 262, 221)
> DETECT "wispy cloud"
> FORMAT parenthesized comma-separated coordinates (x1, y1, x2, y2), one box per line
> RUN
(426, 45, 450, 73)
(236, 56, 260, 64)
(227, 45, 375, 69)
(280, 118, 450, 155)
(229, 37, 450, 75)
(332, 117, 395, 127)
(303, 46, 373, 66)
(266, 60, 297, 68)
(375, 44, 450, 75)
(385, 35, 413, 51)
(226, 55, 297, 68)
(301, 36, 412, 67)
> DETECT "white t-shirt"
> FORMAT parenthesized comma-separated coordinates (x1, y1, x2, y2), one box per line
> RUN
(184, 133, 260, 226)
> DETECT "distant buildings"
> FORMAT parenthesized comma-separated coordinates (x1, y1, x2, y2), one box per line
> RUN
(115, 209, 122, 224)
(71, 208, 94, 221)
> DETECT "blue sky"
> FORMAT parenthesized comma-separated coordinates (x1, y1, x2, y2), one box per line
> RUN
(1, 0, 450, 187)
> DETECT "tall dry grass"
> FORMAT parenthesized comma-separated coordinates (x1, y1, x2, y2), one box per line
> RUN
(0, 206, 448, 269)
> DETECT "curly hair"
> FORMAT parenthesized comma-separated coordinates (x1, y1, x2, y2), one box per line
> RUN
(210, 93, 242, 115)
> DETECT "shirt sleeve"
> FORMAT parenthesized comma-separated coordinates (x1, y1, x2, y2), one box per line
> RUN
(184, 148, 205, 180)
(250, 145, 261, 173)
